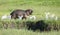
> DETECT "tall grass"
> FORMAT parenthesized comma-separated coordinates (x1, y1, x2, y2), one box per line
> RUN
(0, 29, 60, 35)
(0, 0, 60, 35)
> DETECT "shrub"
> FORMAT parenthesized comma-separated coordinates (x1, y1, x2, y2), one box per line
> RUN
(0, 19, 60, 32)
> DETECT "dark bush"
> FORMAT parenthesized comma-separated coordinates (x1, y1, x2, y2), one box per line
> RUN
(26, 20, 51, 32)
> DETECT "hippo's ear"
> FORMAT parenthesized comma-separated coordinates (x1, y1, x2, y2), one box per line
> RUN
(25, 9, 33, 15)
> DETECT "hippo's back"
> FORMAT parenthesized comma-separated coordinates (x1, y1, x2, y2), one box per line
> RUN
(10, 9, 25, 15)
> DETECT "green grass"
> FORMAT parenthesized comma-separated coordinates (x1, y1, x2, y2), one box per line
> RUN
(0, 29, 60, 35)
(0, 0, 60, 35)
(0, 0, 60, 19)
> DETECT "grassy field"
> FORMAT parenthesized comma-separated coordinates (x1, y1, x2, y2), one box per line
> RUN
(0, 0, 60, 19)
(0, 0, 60, 35)
(0, 29, 60, 35)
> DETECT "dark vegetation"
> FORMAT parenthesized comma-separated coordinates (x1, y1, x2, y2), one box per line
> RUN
(0, 19, 60, 32)
(26, 20, 60, 32)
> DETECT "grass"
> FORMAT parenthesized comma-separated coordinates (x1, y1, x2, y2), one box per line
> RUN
(0, 0, 60, 19)
(0, 0, 60, 35)
(0, 29, 60, 35)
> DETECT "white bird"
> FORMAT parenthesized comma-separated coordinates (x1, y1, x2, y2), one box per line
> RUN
(49, 14, 55, 20)
(7, 15, 11, 19)
(50, 14, 55, 18)
(1, 15, 11, 20)
(1, 15, 7, 20)
(55, 16, 58, 20)
(45, 12, 50, 20)
(29, 15, 36, 20)
(18, 16, 23, 20)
